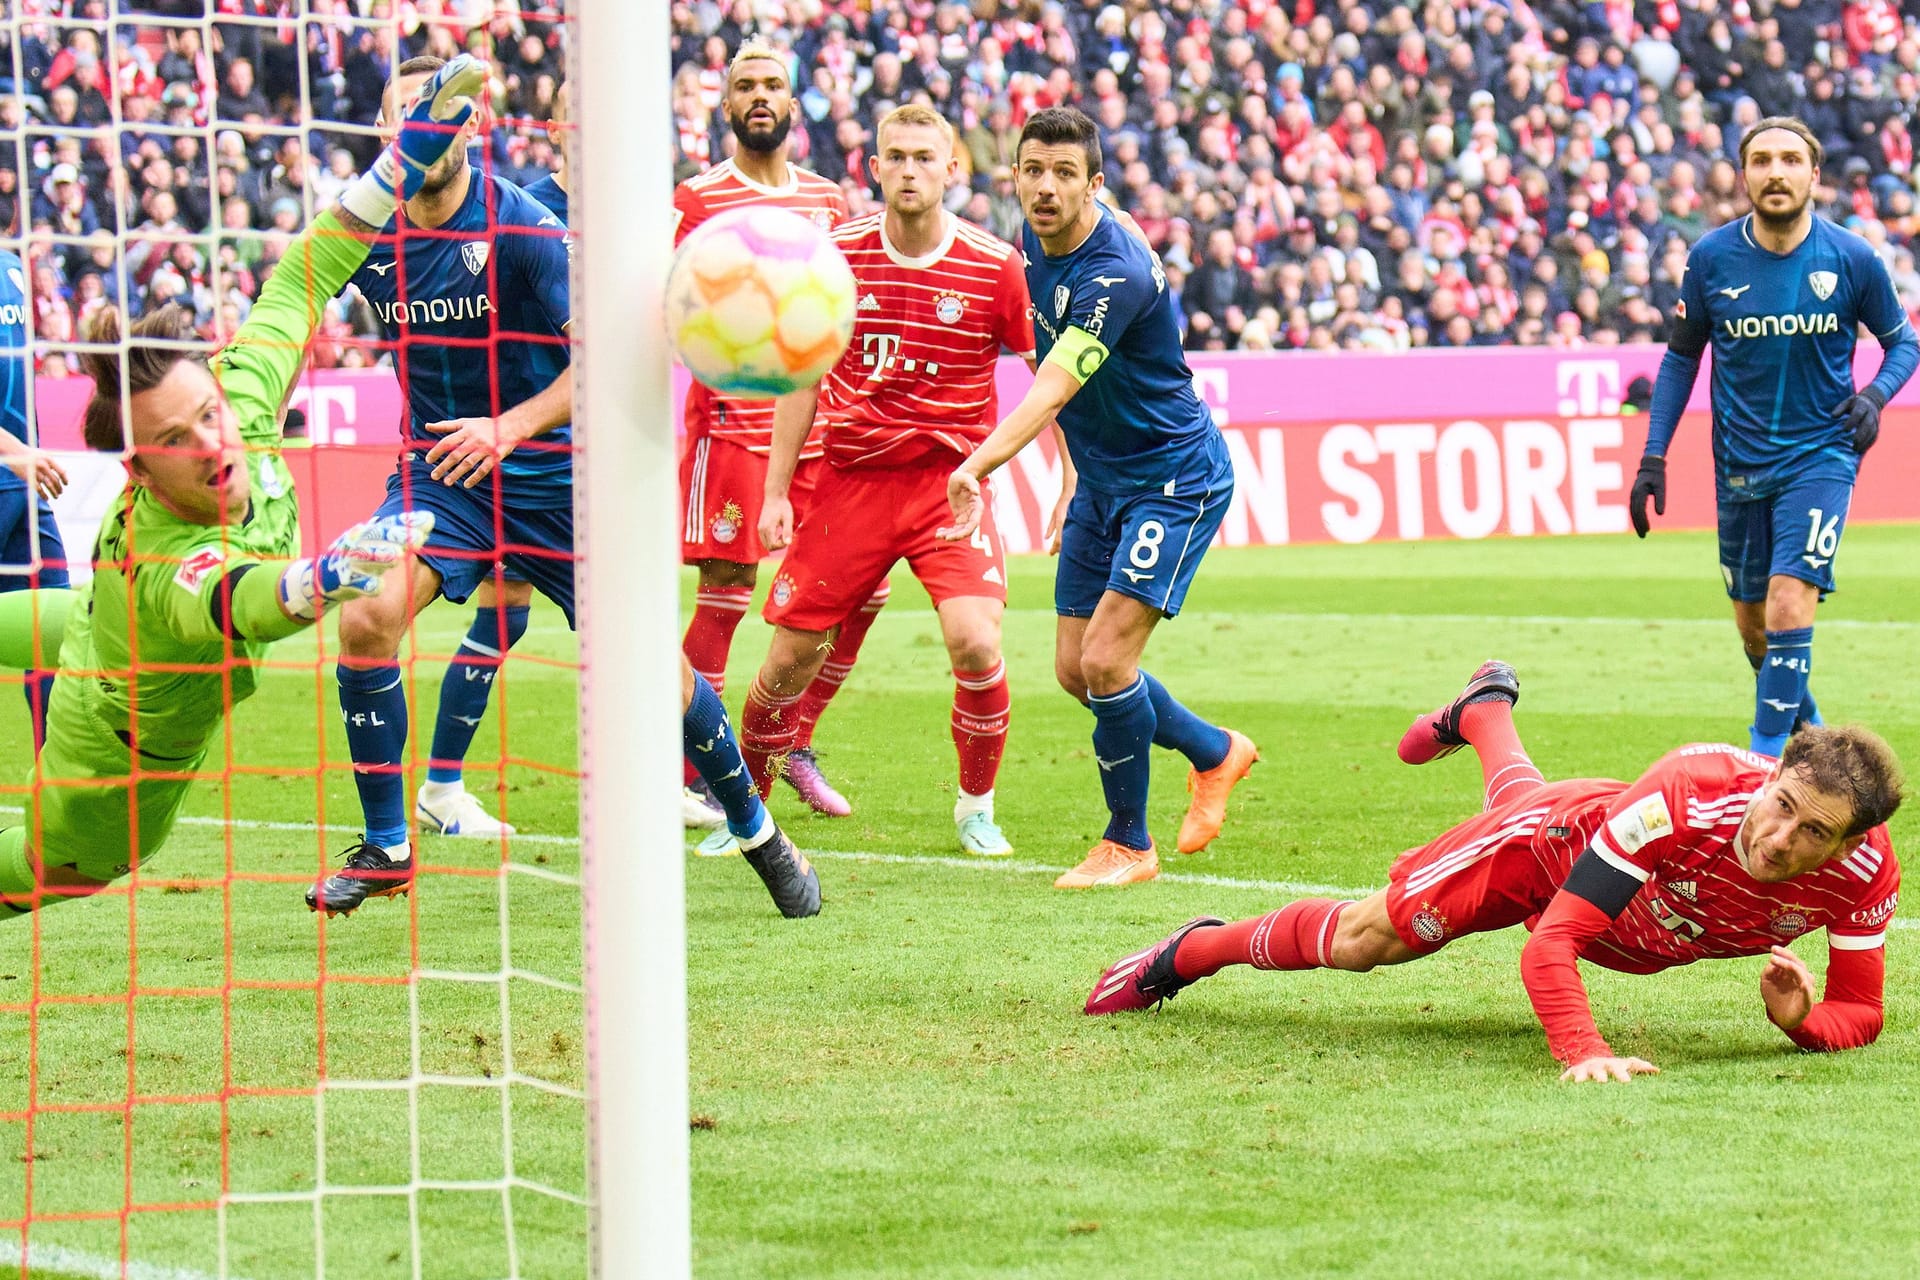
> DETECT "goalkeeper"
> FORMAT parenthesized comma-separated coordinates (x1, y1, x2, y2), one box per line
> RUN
(0, 57, 489, 920)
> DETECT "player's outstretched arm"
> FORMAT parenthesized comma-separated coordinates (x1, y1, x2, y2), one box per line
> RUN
(760, 385, 820, 551)
(941, 359, 1082, 540)
(1763, 941, 1886, 1051)
(1519, 848, 1659, 1080)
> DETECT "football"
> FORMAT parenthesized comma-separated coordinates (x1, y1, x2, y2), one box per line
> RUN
(664, 205, 857, 397)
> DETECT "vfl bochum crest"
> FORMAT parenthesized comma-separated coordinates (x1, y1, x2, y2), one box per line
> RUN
(1054, 284, 1070, 318)
(462, 242, 490, 275)
(1808, 271, 1837, 301)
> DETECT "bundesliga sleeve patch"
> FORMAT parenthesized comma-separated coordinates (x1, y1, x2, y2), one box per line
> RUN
(1607, 792, 1673, 855)
(173, 546, 227, 592)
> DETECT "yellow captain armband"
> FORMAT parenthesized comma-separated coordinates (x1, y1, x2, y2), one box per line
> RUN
(1045, 325, 1110, 384)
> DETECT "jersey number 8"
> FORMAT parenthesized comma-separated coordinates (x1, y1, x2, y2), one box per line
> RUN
(1128, 521, 1166, 569)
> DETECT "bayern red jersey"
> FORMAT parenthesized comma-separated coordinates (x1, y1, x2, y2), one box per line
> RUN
(1535, 744, 1899, 973)
(672, 159, 850, 457)
(813, 212, 1035, 469)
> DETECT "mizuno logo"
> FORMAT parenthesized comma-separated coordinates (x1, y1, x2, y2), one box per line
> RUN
(1095, 754, 1135, 772)
(1719, 284, 1751, 299)
(1121, 568, 1155, 584)
(1803, 555, 1830, 569)
(1762, 698, 1798, 713)
(858, 293, 880, 311)
(367, 260, 397, 276)
(1091, 274, 1127, 287)
(452, 714, 483, 727)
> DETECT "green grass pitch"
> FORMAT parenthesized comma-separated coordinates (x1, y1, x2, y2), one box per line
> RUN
(2, 526, 1917, 1279)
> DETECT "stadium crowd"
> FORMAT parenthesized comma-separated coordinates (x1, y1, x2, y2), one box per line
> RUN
(7, 0, 1920, 358)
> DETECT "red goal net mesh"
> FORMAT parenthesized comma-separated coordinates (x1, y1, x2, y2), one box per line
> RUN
(1, 5, 587, 1277)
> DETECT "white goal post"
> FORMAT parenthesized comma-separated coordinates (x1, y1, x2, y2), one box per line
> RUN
(574, 0, 690, 1275)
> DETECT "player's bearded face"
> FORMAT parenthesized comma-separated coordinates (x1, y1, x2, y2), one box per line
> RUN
(1742, 131, 1816, 227)
(1736, 768, 1852, 882)
(127, 360, 250, 526)
(727, 64, 793, 154)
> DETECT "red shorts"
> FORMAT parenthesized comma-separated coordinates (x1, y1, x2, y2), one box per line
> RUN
(763, 459, 1006, 633)
(1383, 780, 1602, 954)
(680, 436, 825, 565)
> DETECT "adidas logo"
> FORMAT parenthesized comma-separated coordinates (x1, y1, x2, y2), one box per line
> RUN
(858, 293, 880, 311)
(1664, 879, 1698, 903)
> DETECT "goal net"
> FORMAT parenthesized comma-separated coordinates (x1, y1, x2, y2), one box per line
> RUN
(0, 2, 679, 1276)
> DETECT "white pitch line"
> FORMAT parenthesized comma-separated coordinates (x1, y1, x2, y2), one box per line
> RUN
(1000, 607, 1920, 631)
(0, 1242, 247, 1280)
(1, 804, 1907, 931)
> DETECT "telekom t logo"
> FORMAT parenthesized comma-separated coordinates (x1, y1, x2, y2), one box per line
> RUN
(862, 332, 900, 371)
(1556, 359, 1621, 416)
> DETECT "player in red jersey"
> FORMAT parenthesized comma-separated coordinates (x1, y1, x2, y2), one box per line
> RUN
(674, 41, 881, 824)
(1085, 660, 1905, 1082)
(731, 104, 1068, 856)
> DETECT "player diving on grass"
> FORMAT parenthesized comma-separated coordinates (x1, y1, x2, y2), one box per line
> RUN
(1628, 116, 1918, 758)
(1087, 661, 1904, 1082)
(736, 104, 1061, 858)
(310, 54, 580, 915)
(0, 56, 495, 920)
(943, 106, 1257, 888)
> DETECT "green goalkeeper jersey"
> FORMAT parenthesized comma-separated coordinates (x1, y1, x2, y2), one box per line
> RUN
(53, 211, 370, 762)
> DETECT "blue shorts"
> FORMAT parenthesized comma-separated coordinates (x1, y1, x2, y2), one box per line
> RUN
(1055, 474, 1232, 619)
(0, 487, 69, 590)
(1716, 476, 1852, 603)
(374, 461, 574, 627)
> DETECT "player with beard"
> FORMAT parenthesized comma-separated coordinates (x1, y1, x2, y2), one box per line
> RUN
(1629, 117, 1918, 757)
(310, 55, 577, 914)
(674, 42, 886, 840)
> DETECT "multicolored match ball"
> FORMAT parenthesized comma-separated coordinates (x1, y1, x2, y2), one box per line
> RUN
(664, 205, 858, 398)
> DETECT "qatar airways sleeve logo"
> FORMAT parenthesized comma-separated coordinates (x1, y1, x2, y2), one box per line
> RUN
(1556, 359, 1621, 416)
(1850, 892, 1898, 928)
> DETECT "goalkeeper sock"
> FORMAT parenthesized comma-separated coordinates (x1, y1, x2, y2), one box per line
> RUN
(427, 604, 528, 784)
(790, 581, 889, 749)
(951, 660, 1010, 797)
(1173, 899, 1351, 979)
(1458, 699, 1543, 809)
(1140, 670, 1229, 772)
(684, 672, 768, 841)
(0, 826, 33, 917)
(1088, 675, 1156, 851)
(338, 661, 411, 848)
(22, 669, 52, 754)
(1752, 626, 1812, 757)
(1748, 645, 1822, 730)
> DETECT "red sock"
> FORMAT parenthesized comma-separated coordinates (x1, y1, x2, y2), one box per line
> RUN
(1460, 700, 1544, 810)
(683, 584, 752, 786)
(951, 661, 1010, 796)
(790, 581, 888, 748)
(1173, 899, 1349, 980)
(738, 675, 803, 798)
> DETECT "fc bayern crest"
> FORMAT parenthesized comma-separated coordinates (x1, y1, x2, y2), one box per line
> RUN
(812, 210, 834, 229)
(1054, 284, 1070, 318)
(1808, 270, 1836, 301)
(709, 513, 737, 544)
(771, 574, 795, 607)
(1410, 909, 1448, 944)
(1770, 909, 1811, 938)
(462, 242, 490, 275)
(935, 292, 965, 324)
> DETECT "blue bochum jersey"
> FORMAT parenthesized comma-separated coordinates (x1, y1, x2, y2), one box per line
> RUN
(348, 171, 573, 508)
(1659, 214, 1917, 494)
(523, 173, 568, 228)
(1023, 207, 1227, 495)
(0, 251, 31, 497)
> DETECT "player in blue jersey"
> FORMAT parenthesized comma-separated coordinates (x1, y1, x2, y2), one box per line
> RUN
(308, 55, 577, 915)
(0, 248, 71, 749)
(1630, 117, 1919, 758)
(943, 107, 1258, 889)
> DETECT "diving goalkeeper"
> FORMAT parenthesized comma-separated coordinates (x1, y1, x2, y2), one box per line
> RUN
(0, 57, 489, 919)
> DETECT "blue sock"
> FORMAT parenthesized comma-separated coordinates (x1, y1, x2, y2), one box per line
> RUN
(1751, 626, 1812, 757)
(684, 673, 769, 843)
(338, 661, 411, 847)
(1088, 675, 1156, 850)
(22, 670, 52, 753)
(1140, 670, 1228, 771)
(1747, 644, 1821, 732)
(428, 605, 529, 784)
